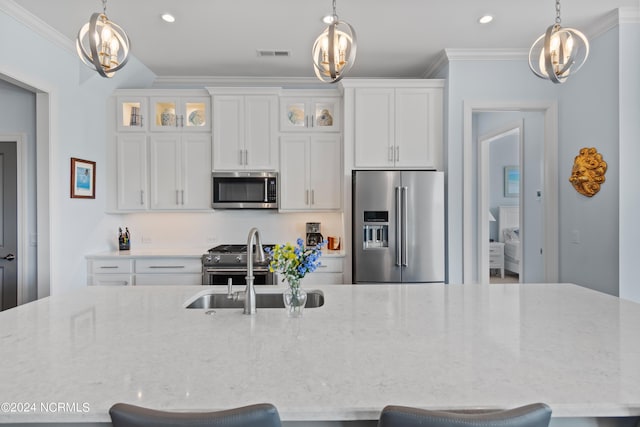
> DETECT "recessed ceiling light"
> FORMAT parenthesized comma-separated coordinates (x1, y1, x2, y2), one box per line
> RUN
(478, 15, 493, 24)
(161, 13, 176, 23)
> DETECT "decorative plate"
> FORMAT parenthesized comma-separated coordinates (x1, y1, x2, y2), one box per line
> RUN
(287, 107, 304, 125)
(189, 110, 205, 126)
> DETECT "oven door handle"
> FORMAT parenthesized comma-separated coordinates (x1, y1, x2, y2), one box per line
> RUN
(205, 268, 269, 274)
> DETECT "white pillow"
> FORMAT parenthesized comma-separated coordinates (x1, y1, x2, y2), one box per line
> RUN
(503, 227, 520, 242)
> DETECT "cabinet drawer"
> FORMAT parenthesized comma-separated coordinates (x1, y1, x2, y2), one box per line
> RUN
(90, 259, 133, 274)
(135, 258, 201, 274)
(135, 274, 202, 286)
(315, 257, 343, 273)
(90, 274, 132, 286)
(302, 272, 343, 285)
(489, 247, 502, 255)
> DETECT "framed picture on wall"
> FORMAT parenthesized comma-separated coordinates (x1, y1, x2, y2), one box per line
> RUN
(70, 157, 96, 199)
(504, 165, 519, 198)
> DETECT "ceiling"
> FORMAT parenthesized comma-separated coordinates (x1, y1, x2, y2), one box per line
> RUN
(12, 0, 639, 79)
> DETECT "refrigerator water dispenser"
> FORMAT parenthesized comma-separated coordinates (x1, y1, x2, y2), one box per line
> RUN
(363, 211, 389, 249)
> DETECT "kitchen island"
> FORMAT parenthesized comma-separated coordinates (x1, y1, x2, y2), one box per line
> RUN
(1, 283, 640, 425)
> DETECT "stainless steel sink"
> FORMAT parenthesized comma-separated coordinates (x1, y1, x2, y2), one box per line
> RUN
(185, 290, 324, 309)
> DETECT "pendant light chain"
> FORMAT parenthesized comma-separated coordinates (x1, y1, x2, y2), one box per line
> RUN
(555, 0, 561, 25)
(102, 0, 108, 15)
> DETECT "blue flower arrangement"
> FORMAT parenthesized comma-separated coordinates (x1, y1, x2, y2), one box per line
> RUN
(266, 238, 326, 290)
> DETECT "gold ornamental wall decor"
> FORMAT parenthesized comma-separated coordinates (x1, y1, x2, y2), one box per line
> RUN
(569, 147, 607, 197)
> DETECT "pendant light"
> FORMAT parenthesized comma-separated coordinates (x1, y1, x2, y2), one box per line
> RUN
(312, 0, 357, 83)
(76, 0, 131, 78)
(528, 0, 589, 84)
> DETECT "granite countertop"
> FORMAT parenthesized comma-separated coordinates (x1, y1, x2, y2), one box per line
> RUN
(1, 283, 640, 423)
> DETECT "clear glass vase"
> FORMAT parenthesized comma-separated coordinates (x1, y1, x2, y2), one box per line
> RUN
(283, 279, 307, 317)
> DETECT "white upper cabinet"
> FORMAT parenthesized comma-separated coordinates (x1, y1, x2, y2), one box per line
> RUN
(149, 96, 211, 132)
(117, 134, 148, 210)
(117, 97, 148, 132)
(149, 134, 211, 210)
(279, 134, 342, 211)
(112, 89, 212, 212)
(340, 80, 444, 170)
(209, 88, 279, 171)
(280, 92, 341, 132)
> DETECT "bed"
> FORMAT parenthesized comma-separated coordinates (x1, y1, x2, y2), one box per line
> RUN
(498, 205, 520, 275)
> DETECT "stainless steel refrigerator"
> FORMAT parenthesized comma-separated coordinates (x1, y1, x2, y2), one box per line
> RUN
(352, 170, 444, 283)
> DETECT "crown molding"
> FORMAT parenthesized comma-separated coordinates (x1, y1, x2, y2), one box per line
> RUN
(422, 50, 450, 79)
(619, 7, 640, 24)
(0, 0, 75, 56)
(444, 48, 529, 62)
(152, 75, 332, 89)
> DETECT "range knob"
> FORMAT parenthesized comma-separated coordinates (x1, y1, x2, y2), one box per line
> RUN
(205, 255, 212, 263)
(213, 255, 221, 263)
(235, 256, 243, 263)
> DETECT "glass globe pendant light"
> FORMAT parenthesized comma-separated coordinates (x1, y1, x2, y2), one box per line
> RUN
(76, 0, 130, 78)
(528, 0, 589, 84)
(312, 0, 357, 83)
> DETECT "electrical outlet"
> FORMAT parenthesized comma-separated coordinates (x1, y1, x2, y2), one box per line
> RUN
(570, 230, 580, 244)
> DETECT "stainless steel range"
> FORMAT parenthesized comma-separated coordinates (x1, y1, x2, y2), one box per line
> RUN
(202, 244, 275, 286)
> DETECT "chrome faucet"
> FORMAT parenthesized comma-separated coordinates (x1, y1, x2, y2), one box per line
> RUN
(243, 227, 265, 315)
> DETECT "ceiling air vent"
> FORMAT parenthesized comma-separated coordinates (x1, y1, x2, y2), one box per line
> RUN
(257, 50, 291, 57)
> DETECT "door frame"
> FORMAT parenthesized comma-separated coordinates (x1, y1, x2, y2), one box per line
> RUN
(478, 121, 523, 284)
(0, 70, 52, 301)
(0, 134, 27, 304)
(463, 100, 558, 284)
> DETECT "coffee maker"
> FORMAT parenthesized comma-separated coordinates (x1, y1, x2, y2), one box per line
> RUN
(306, 222, 323, 247)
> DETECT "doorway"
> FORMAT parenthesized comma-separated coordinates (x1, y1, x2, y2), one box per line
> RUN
(478, 121, 522, 284)
(462, 101, 559, 284)
(0, 142, 18, 310)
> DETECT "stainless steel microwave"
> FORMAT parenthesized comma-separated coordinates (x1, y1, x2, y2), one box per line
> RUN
(212, 171, 278, 209)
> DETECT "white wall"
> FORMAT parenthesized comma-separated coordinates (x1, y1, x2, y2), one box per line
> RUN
(0, 4, 156, 296)
(101, 211, 343, 252)
(618, 20, 640, 302)
(557, 28, 620, 296)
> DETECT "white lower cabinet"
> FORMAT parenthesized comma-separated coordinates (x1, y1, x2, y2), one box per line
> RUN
(87, 259, 133, 286)
(279, 134, 342, 211)
(300, 257, 344, 285)
(87, 256, 202, 286)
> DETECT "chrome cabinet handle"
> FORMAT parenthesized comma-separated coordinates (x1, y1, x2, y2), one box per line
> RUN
(388, 146, 393, 162)
(396, 146, 400, 162)
(244, 149, 248, 165)
(140, 190, 145, 205)
(181, 190, 185, 205)
(311, 115, 314, 128)
(239, 149, 243, 165)
(311, 189, 315, 205)
(3, 254, 16, 261)
(140, 115, 144, 127)
(100, 266, 119, 269)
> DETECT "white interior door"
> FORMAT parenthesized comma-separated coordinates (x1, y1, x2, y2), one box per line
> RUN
(0, 142, 18, 310)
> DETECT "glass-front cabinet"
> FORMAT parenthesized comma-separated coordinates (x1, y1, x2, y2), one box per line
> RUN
(280, 92, 340, 132)
(117, 97, 148, 132)
(150, 96, 211, 132)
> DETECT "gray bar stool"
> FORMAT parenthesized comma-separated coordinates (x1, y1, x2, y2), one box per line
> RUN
(109, 402, 281, 427)
(378, 403, 551, 427)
